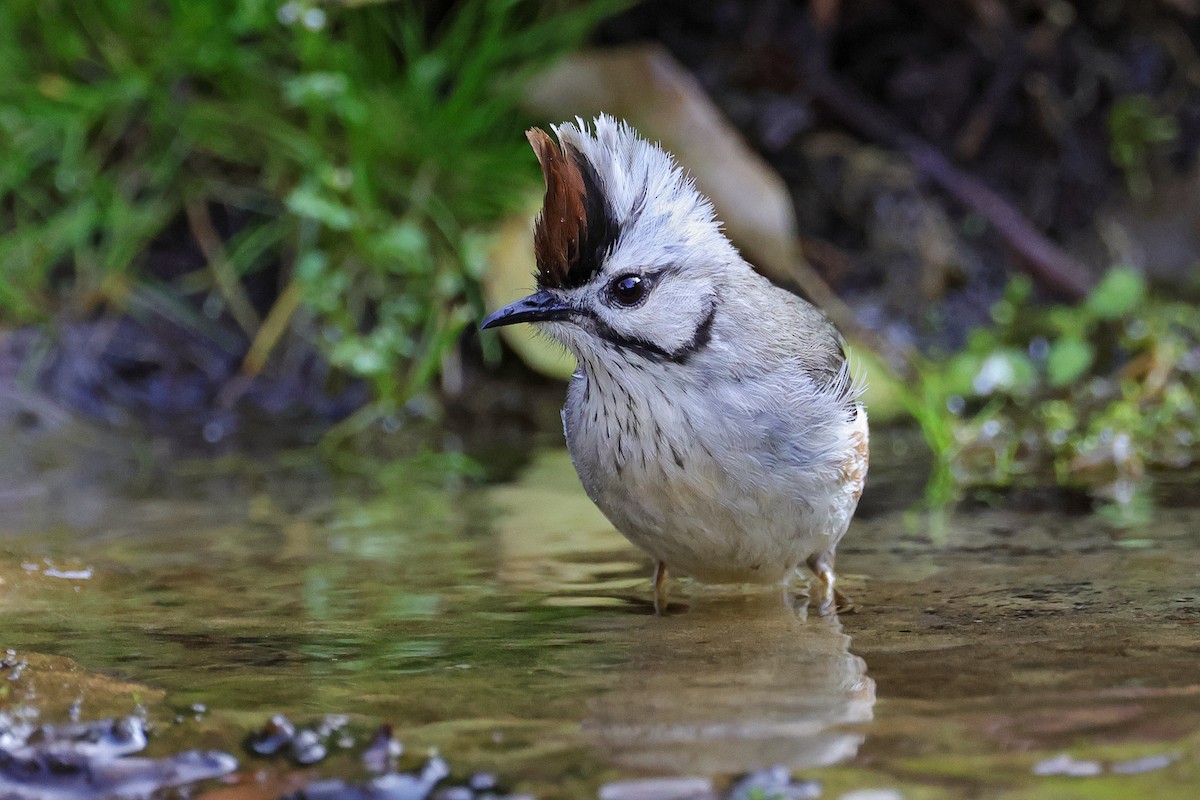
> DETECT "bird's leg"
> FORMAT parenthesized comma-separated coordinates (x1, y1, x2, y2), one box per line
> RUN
(806, 552, 855, 616)
(652, 560, 669, 615)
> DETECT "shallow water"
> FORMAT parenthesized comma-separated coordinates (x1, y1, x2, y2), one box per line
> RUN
(1, 427, 1199, 798)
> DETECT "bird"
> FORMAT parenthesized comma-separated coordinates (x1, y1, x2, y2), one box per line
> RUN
(481, 115, 868, 614)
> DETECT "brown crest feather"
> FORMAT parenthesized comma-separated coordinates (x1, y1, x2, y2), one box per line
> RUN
(527, 128, 585, 290)
(526, 127, 619, 290)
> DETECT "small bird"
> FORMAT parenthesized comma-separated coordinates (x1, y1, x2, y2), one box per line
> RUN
(482, 116, 868, 614)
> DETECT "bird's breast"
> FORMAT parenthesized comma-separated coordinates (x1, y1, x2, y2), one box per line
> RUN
(562, 362, 862, 582)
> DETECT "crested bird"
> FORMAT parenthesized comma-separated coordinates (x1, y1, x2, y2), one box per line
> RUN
(482, 116, 868, 614)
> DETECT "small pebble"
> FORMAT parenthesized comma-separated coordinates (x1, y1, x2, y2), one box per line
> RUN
(598, 776, 715, 800)
(1110, 753, 1178, 775)
(1032, 753, 1102, 777)
(291, 729, 328, 765)
(840, 790, 903, 800)
(0, 715, 235, 797)
(469, 772, 498, 791)
(434, 787, 475, 800)
(726, 766, 820, 800)
(316, 714, 350, 737)
(249, 714, 296, 756)
(362, 723, 403, 773)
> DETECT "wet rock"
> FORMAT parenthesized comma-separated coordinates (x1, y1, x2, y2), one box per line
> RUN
(0, 714, 236, 799)
(597, 776, 716, 800)
(248, 714, 296, 757)
(432, 786, 475, 800)
(362, 724, 403, 774)
(29, 715, 147, 758)
(248, 714, 356, 766)
(467, 772, 497, 792)
(429, 776, 533, 800)
(839, 790, 903, 800)
(2, 652, 29, 683)
(725, 766, 822, 800)
(1032, 753, 1103, 777)
(315, 714, 350, 739)
(0, 653, 165, 732)
(1110, 753, 1179, 774)
(290, 729, 327, 765)
(600, 768, 822, 800)
(286, 753, 450, 800)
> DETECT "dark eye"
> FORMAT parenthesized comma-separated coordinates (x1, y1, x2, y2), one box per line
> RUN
(610, 274, 646, 306)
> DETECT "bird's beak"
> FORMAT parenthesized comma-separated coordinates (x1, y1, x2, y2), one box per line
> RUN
(480, 290, 575, 329)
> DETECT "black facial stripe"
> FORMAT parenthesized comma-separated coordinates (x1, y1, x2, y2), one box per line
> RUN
(559, 144, 621, 290)
(590, 301, 717, 365)
(673, 301, 716, 363)
(593, 322, 673, 361)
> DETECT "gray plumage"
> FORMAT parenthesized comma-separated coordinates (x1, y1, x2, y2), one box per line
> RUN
(483, 116, 868, 604)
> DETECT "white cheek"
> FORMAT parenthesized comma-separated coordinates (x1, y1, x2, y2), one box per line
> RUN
(617, 294, 705, 350)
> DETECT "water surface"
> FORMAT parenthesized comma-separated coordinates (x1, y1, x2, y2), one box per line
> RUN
(1, 427, 1198, 798)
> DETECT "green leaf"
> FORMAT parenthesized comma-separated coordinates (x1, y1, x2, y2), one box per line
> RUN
(1087, 267, 1145, 320)
(971, 349, 1037, 396)
(1046, 336, 1095, 387)
(285, 184, 357, 230)
(282, 72, 350, 107)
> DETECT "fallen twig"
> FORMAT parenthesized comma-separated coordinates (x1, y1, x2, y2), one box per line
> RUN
(184, 201, 262, 337)
(799, 59, 1094, 301)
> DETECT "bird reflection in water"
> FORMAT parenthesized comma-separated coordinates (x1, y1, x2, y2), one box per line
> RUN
(583, 594, 874, 775)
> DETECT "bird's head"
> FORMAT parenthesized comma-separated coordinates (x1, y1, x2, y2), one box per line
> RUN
(482, 116, 747, 367)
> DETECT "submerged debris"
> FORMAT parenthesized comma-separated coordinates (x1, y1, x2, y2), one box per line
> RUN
(248, 713, 298, 757)
(598, 767, 823, 800)
(362, 724, 404, 774)
(250, 715, 531, 800)
(248, 713, 354, 765)
(1, 651, 28, 683)
(724, 766, 822, 800)
(291, 729, 328, 766)
(1110, 753, 1179, 775)
(0, 713, 236, 799)
(597, 776, 715, 800)
(1032, 750, 1180, 778)
(1032, 753, 1104, 777)
(284, 753, 450, 800)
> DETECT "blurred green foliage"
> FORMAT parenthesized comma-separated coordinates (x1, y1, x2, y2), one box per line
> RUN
(0, 0, 616, 406)
(1108, 94, 1180, 201)
(909, 268, 1200, 521)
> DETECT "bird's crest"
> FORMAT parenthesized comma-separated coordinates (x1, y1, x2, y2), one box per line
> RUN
(527, 127, 619, 291)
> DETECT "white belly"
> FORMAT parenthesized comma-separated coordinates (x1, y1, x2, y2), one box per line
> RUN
(563, 367, 867, 585)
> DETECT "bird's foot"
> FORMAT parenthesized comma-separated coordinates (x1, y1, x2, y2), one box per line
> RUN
(832, 587, 856, 615)
(806, 554, 855, 617)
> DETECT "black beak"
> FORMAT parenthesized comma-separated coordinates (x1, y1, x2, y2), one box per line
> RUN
(481, 290, 575, 329)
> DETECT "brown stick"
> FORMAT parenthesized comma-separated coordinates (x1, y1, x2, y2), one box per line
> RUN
(954, 31, 1028, 160)
(185, 202, 262, 336)
(800, 62, 1094, 301)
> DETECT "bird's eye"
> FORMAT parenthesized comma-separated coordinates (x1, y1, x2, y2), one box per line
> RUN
(610, 275, 646, 306)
